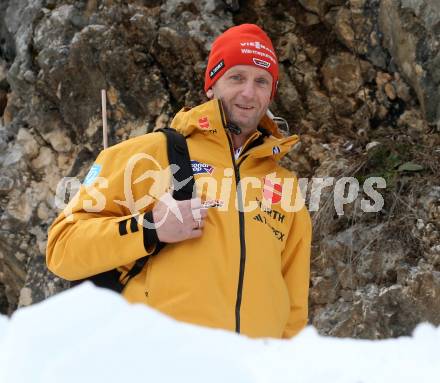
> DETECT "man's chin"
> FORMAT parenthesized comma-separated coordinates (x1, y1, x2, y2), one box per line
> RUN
(230, 117, 258, 132)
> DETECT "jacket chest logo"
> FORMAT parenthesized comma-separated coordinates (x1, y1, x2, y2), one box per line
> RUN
(198, 116, 210, 130)
(262, 177, 283, 204)
(198, 116, 217, 134)
(253, 213, 285, 242)
(191, 160, 215, 175)
(252, 197, 287, 242)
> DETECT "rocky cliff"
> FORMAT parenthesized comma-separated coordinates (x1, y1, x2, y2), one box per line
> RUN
(0, 0, 439, 338)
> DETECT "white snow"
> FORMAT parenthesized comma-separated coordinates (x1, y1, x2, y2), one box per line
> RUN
(0, 283, 438, 383)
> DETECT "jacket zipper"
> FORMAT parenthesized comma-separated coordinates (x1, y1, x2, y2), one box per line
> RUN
(233, 154, 246, 333)
(218, 101, 246, 333)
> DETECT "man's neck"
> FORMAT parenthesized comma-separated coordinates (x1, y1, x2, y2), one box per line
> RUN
(230, 128, 256, 150)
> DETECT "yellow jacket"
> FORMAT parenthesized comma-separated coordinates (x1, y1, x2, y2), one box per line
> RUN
(47, 99, 311, 338)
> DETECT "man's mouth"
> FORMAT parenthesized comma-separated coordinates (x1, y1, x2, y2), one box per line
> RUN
(235, 104, 254, 110)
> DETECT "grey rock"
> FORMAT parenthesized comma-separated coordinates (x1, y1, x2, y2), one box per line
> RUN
(307, 90, 334, 124)
(0, 0, 16, 64)
(401, 0, 440, 30)
(0, 60, 8, 86)
(2, 145, 23, 167)
(0, 175, 13, 193)
(0, 235, 28, 315)
(379, 0, 440, 126)
(16, 128, 39, 159)
(321, 52, 364, 96)
(300, 0, 324, 16)
(5, 0, 43, 94)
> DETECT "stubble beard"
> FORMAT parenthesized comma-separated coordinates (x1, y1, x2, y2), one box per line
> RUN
(224, 102, 260, 135)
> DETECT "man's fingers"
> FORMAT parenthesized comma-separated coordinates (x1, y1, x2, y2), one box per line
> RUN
(190, 197, 202, 210)
(192, 208, 201, 221)
(191, 204, 206, 221)
(178, 197, 200, 210)
(200, 208, 208, 219)
(192, 219, 205, 230)
(189, 228, 203, 239)
(192, 207, 208, 221)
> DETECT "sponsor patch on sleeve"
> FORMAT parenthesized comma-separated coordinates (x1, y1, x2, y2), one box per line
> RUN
(83, 164, 102, 186)
(191, 160, 214, 175)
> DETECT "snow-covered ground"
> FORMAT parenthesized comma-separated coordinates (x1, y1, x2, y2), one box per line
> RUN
(0, 283, 438, 383)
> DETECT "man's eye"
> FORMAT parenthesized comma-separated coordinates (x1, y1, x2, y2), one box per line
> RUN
(230, 75, 242, 81)
(256, 78, 269, 85)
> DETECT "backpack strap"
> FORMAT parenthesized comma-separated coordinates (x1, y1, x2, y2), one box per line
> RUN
(106, 128, 194, 291)
(159, 127, 195, 201)
(71, 128, 194, 292)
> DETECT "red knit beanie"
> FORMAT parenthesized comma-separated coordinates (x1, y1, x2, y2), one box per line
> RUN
(204, 24, 279, 99)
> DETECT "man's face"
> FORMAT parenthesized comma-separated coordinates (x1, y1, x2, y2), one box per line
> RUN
(209, 65, 273, 134)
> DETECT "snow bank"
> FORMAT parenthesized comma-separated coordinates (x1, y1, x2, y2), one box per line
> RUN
(0, 283, 438, 383)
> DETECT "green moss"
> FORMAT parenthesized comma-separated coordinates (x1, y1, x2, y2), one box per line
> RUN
(356, 142, 417, 187)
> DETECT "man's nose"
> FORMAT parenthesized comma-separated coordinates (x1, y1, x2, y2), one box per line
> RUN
(239, 80, 256, 99)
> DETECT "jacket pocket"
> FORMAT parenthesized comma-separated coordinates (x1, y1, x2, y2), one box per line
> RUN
(121, 257, 152, 302)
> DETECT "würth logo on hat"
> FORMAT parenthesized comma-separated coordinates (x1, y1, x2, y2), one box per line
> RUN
(253, 58, 271, 69)
(262, 177, 283, 204)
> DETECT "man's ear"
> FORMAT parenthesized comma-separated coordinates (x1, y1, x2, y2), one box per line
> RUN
(206, 89, 214, 99)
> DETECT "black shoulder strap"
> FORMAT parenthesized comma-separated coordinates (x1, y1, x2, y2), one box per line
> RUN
(71, 128, 194, 292)
(119, 128, 195, 285)
(158, 127, 195, 201)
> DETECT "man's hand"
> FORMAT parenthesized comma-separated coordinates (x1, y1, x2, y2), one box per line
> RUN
(152, 196, 208, 243)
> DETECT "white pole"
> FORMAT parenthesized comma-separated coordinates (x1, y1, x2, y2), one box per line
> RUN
(101, 89, 108, 149)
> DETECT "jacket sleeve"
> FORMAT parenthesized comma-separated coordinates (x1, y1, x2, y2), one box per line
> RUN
(281, 204, 312, 338)
(46, 134, 169, 281)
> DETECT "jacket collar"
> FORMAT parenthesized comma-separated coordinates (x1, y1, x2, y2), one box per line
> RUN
(169, 99, 299, 160)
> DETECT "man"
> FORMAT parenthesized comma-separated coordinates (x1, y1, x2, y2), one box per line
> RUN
(47, 24, 311, 338)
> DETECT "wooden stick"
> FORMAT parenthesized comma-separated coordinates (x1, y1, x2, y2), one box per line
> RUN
(101, 89, 108, 149)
